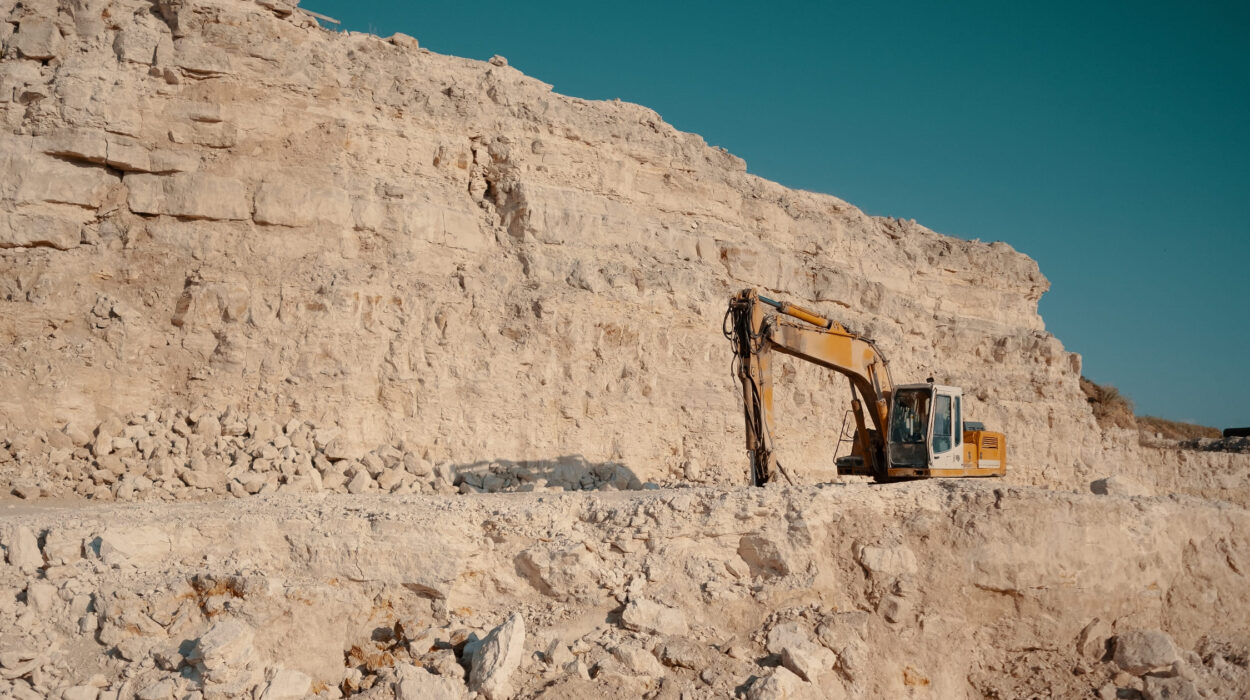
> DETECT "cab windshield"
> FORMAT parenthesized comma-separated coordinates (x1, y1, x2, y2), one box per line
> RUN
(888, 388, 931, 444)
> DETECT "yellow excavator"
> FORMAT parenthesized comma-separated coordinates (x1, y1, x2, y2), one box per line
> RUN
(725, 288, 1007, 485)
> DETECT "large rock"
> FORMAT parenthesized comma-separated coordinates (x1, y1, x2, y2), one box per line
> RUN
(656, 637, 710, 670)
(780, 640, 836, 683)
(766, 621, 835, 682)
(394, 663, 466, 700)
(286, 521, 467, 598)
(253, 180, 352, 227)
(746, 666, 809, 700)
(1143, 675, 1201, 700)
(2, 526, 43, 571)
(469, 613, 526, 700)
(514, 545, 597, 601)
(855, 544, 918, 579)
(1113, 630, 1180, 675)
(188, 620, 260, 685)
(60, 686, 98, 700)
(41, 528, 82, 565)
(39, 128, 109, 163)
(113, 22, 163, 65)
(611, 644, 666, 677)
(15, 157, 118, 207)
(620, 598, 689, 636)
(135, 680, 177, 700)
(738, 533, 796, 577)
(174, 38, 233, 75)
(125, 173, 250, 220)
(25, 581, 56, 612)
(0, 213, 80, 250)
(259, 668, 312, 700)
(1077, 618, 1112, 660)
(766, 622, 810, 653)
(13, 18, 61, 60)
(95, 527, 172, 567)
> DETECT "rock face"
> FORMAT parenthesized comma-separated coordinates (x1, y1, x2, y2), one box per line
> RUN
(0, 0, 1102, 493)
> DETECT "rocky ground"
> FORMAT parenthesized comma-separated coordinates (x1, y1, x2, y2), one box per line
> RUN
(3, 479, 1250, 700)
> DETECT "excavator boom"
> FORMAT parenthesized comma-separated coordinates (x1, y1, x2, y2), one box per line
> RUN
(727, 289, 893, 484)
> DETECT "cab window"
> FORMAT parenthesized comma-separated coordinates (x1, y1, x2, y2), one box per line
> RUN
(933, 395, 952, 453)
(954, 396, 962, 447)
(888, 389, 931, 444)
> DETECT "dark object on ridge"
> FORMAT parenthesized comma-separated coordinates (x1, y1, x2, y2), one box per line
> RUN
(1225, 427, 1250, 438)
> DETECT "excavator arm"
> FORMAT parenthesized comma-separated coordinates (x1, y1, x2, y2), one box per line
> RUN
(726, 288, 894, 485)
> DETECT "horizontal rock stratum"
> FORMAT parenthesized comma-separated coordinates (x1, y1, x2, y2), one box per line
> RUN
(2, 1, 1249, 699)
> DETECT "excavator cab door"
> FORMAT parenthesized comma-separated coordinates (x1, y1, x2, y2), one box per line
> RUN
(928, 386, 963, 470)
(886, 386, 932, 469)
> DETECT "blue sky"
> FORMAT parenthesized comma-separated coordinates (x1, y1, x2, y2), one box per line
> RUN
(304, 0, 1249, 428)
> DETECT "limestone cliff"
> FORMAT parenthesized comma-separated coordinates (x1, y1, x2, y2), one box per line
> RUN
(1, 0, 1099, 491)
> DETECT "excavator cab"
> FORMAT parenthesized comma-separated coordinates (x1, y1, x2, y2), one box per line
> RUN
(880, 382, 1005, 478)
(886, 383, 963, 473)
(838, 381, 1006, 479)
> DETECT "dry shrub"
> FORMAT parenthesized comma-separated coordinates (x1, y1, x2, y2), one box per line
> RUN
(1080, 377, 1220, 440)
(1079, 377, 1136, 430)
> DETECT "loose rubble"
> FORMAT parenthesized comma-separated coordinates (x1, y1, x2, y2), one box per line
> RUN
(0, 410, 650, 502)
(1181, 435, 1250, 454)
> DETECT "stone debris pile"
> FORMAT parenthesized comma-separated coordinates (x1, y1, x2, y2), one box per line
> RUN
(0, 409, 649, 502)
(1181, 435, 1250, 454)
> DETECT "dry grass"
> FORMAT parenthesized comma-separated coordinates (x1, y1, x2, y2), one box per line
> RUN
(1080, 377, 1220, 440)
(1137, 416, 1221, 441)
(1079, 377, 1136, 430)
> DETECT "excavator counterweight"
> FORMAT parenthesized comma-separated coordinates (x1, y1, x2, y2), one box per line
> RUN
(725, 288, 1007, 485)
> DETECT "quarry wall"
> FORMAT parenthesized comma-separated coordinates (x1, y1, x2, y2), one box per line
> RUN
(2, 0, 1100, 493)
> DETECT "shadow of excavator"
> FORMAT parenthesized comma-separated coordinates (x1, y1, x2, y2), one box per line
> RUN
(450, 454, 645, 492)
